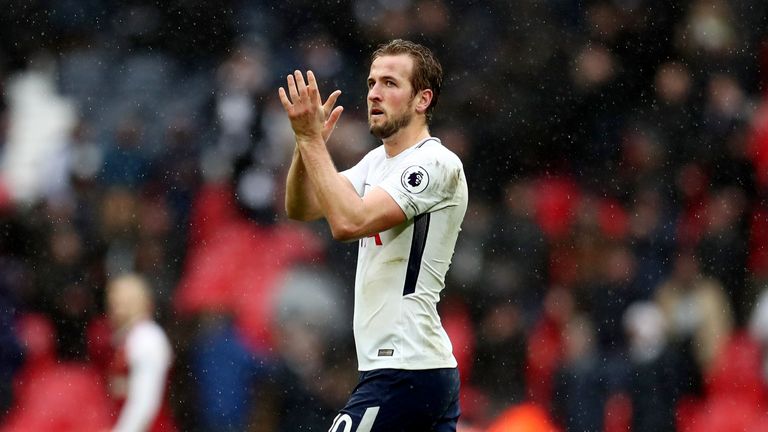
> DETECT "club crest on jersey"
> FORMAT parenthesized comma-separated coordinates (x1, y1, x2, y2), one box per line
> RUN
(401, 165, 429, 194)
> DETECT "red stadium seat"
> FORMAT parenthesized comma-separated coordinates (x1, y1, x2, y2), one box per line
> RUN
(2, 314, 112, 432)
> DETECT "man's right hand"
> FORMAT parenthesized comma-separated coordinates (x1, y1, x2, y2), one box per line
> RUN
(278, 70, 344, 144)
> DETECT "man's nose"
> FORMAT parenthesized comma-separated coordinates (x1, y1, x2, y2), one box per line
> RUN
(368, 85, 382, 101)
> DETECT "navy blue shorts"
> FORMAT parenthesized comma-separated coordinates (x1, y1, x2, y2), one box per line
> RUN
(328, 368, 461, 432)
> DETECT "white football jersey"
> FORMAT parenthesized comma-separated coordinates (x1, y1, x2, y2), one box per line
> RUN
(113, 320, 172, 432)
(341, 137, 468, 371)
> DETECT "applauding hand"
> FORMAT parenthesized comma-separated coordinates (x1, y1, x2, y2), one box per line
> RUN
(278, 70, 344, 143)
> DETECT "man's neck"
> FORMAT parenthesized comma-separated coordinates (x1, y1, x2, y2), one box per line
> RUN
(382, 123, 431, 158)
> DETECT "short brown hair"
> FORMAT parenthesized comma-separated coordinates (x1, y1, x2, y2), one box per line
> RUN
(371, 39, 443, 123)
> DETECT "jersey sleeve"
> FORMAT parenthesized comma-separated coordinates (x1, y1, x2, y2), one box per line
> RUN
(378, 152, 461, 220)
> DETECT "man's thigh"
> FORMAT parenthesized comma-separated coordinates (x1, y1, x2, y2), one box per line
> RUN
(328, 368, 460, 432)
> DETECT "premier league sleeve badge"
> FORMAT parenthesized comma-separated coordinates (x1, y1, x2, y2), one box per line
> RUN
(401, 165, 429, 194)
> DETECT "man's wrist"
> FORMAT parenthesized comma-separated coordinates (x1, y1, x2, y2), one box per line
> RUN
(295, 134, 325, 148)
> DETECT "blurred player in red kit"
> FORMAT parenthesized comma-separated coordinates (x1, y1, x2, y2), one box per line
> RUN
(105, 273, 176, 432)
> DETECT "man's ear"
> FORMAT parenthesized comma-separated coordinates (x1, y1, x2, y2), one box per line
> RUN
(415, 89, 433, 115)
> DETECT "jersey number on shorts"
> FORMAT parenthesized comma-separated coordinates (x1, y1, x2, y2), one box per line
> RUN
(329, 407, 380, 432)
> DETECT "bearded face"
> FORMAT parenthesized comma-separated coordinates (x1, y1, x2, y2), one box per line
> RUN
(369, 102, 414, 139)
(367, 54, 423, 140)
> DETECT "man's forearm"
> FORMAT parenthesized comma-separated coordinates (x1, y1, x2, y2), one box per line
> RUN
(297, 137, 366, 240)
(285, 146, 323, 221)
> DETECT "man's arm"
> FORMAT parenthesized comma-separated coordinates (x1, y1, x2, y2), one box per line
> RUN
(285, 147, 323, 220)
(298, 137, 405, 241)
(279, 70, 405, 240)
(284, 87, 343, 221)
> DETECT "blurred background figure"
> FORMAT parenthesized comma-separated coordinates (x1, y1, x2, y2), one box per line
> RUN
(551, 315, 606, 432)
(104, 273, 176, 432)
(622, 301, 686, 432)
(655, 250, 733, 376)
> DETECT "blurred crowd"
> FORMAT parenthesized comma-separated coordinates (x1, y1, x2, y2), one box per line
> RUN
(1, 0, 768, 431)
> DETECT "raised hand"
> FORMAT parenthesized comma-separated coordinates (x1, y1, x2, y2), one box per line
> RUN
(278, 70, 344, 143)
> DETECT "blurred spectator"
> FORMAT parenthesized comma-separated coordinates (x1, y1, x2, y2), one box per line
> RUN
(526, 286, 574, 408)
(696, 187, 750, 322)
(616, 122, 669, 201)
(655, 250, 734, 374)
(699, 73, 749, 162)
(212, 41, 272, 160)
(64, 119, 104, 194)
(566, 42, 625, 187)
(133, 194, 175, 310)
(677, 0, 740, 63)
(575, 242, 639, 352)
(709, 121, 757, 199)
(147, 118, 200, 279)
(645, 61, 699, 166)
(551, 315, 607, 432)
(623, 301, 688, 432)
(101, 117, 151, 189)
(448, 199, 493, 299)
(626, 187, 675, 296)
(100, 187, 141, 276)
(471, 301, 527, 418)
(1, 64, 76, 205)
(36, 219, 98, 360)
(484, 179, 549, 310)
